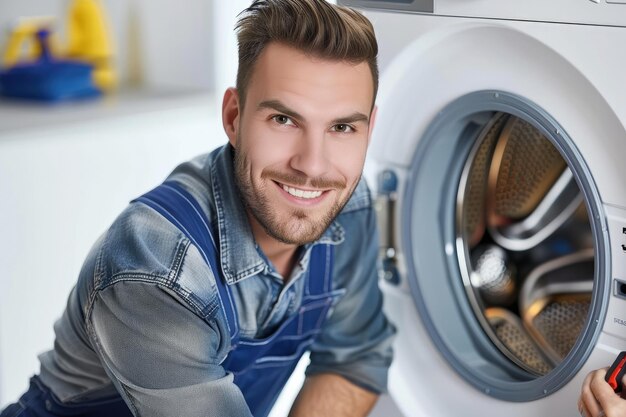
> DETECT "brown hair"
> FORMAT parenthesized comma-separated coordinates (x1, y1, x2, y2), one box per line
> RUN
(235, 0, 378, 109)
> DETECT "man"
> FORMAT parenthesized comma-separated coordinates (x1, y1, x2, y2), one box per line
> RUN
(0, 0, 394, 416)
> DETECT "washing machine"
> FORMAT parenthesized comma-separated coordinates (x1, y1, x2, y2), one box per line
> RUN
(338, 1, 626, 416)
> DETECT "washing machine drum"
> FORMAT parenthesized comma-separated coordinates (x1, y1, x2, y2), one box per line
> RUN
(457, 112, 593, 375)
(376, 92, 609, 412)
(368, 36, 620, 417)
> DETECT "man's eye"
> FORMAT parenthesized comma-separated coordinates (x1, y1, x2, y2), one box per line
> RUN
(272, 115, 295, 126)
(332, 124, 354, 133)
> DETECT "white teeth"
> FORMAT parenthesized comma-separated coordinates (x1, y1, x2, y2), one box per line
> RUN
(281, 184, 323, 199)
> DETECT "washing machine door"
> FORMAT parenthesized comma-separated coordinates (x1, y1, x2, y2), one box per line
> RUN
(367, 18, 626, 417)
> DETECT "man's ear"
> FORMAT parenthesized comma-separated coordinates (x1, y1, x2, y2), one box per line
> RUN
(222, 87, 240, 147)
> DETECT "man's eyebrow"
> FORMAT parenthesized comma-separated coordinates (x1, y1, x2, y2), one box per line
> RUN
(331, 112, 369, 125)
(257, 100, 304, 121)
(257, 100, 369, 125)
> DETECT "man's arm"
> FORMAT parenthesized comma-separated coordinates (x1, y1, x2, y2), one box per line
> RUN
(289, 373, 378, 417)
(303, 205, 395, 403)
(89, 280, 252, 417)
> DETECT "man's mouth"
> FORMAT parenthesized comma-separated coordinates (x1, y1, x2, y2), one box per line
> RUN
(281, 184, 324, 199)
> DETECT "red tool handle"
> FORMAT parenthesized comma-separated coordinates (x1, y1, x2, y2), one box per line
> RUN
(605, 351, 626, 392)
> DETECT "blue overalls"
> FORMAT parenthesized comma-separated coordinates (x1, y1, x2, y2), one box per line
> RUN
(2, 182, 335, 417)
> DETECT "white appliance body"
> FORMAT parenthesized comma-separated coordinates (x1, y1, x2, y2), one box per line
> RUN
(340, 1, 626, 416)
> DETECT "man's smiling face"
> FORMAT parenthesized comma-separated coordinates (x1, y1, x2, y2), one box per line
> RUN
(224, 42, 376, 245)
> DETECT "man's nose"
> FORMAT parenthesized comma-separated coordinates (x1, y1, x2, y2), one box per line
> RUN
(289, 131, 330, 179)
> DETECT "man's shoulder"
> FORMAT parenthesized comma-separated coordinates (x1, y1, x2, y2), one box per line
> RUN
(90, 199, 221, 320)
(98, 202, 192, 286)
(339, 177, 372, 215)
(95, 148, 225, 289)
(331, 177, 377, 252)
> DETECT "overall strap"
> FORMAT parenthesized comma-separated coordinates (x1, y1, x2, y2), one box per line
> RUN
(305, 243, 334, 296)
(132, 181, 240, 341)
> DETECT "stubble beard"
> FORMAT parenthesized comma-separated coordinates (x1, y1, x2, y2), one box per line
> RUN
(233, 146, 357, 246)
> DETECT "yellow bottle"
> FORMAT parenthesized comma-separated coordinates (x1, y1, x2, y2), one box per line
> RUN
(66, 0, 116, 90)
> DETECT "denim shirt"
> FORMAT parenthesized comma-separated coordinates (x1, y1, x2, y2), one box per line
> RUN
(37, 145, 395, 417)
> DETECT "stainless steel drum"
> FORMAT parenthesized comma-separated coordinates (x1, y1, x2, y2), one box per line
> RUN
(457, 112, 594, 377)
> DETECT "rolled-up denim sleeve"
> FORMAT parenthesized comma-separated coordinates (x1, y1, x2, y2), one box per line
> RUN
(89, 281, 252, 417)
(305, 207, 396, 394)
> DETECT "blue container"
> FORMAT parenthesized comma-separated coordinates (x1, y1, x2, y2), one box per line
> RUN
(0, 29, 101, 102)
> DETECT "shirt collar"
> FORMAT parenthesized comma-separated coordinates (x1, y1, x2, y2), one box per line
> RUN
(210, 145, 344, 285)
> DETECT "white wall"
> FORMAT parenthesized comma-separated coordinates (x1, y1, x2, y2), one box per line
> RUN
(214, 0, 251, 98)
